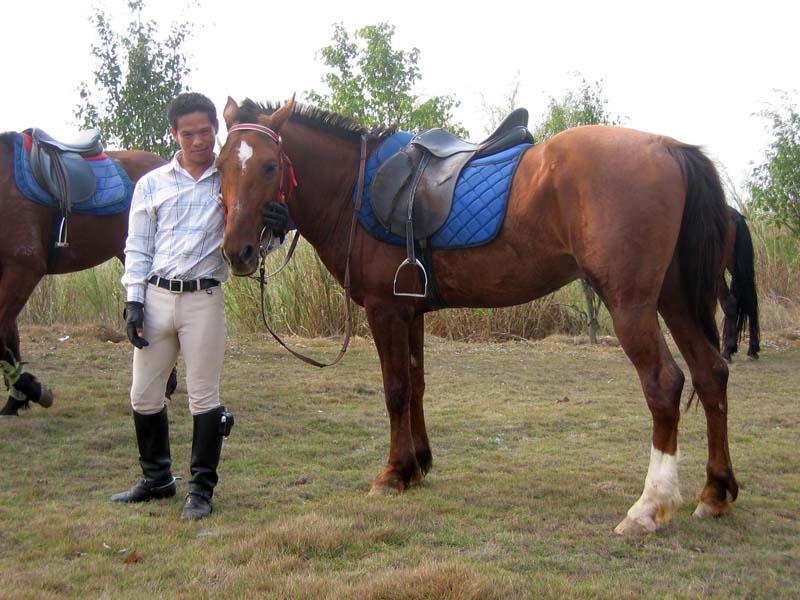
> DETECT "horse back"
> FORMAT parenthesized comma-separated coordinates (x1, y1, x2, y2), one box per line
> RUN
(106, 150, 167, 184)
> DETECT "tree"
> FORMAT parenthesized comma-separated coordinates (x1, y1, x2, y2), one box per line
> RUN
(75, 0, 193, 156)
(533, 74, 622, 143)
(533, 75, 624, 343)
(749, 91, 800, 237)
(306, 22, 467, 136)
(479, 70, 522, 134)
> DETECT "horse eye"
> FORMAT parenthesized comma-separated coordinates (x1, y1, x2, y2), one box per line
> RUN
(263, 163, 278, 176)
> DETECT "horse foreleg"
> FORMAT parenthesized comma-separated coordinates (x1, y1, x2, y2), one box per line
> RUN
(0, 322, 26, 416)
(365, 302, 421, 495)
(610, 307, 685, 535)
(408, 314, 432, 483)
(0, 268, 52, 415)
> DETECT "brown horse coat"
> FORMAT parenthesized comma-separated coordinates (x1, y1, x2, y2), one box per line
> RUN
(217, 98, 738, 534)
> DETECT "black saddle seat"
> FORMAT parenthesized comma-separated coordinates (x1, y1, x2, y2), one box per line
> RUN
(410, 108, 532, 158)
(28, 127, 104, 157)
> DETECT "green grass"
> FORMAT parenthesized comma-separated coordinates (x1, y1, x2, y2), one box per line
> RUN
(1, 325, 798, 598)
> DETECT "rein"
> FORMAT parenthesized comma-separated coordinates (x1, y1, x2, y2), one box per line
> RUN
(235, 127, 367, 368)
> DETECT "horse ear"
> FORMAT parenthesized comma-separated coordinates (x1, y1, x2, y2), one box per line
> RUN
(266, 94, 296, 133)
(223, 97, 239, 129)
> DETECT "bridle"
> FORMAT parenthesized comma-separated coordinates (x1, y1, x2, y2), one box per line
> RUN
(225, 122, 368, 368)
(227, 122, 298, 257)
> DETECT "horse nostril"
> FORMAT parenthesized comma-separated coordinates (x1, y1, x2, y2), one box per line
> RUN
(240, 244, 255, 263)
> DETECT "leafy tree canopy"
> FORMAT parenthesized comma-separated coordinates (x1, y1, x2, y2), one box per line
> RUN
(75, 0, 192, 156)
(306, 22, 467, 136)
(749, 91, 800, 236)
(533, 74, 623, 143)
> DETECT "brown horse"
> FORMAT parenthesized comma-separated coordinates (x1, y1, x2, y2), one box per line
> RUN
(0, 132, 165, 416)
(720, 207, 760, 361)
(218, 97, 738, 534)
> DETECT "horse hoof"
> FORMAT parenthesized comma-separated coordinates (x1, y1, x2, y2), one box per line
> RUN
(614, 515, 658, 535)
(36, 387, 54, 409)
(693, 499, 732, 518)
(368, 485, 400, 497)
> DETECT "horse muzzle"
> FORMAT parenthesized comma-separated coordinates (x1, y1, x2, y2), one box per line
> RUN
(221, 241, 259, 276)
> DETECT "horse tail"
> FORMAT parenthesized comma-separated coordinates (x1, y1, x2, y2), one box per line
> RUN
(668, 142, 729, 348)
(729, 208, 761, 358)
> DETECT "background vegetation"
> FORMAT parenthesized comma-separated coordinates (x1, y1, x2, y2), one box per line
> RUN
(17, 214, 799, 343)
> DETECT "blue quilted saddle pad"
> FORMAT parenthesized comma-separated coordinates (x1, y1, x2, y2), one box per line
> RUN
(354, 132, 532, 249)
(12, 133, 133, 216)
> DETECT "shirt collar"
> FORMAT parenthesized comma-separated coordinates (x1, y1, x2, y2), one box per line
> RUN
(170, 151, 219, 181)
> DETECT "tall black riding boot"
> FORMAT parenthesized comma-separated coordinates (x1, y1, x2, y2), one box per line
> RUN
(180, 406, 232, 521)
(111, 407, 176, 503)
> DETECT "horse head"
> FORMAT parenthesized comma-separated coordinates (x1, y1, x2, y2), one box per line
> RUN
(218, 95, 296, 276)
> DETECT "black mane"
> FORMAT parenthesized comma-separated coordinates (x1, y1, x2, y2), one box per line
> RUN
(237, 99, 396, 143)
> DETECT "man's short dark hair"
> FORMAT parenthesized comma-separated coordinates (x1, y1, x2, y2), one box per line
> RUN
(167, 92, 217, 130)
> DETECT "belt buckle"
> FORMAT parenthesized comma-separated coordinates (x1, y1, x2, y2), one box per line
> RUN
(169, 279, 183, 293)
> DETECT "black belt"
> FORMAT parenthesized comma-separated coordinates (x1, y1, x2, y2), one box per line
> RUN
(148, 276, 220, 293)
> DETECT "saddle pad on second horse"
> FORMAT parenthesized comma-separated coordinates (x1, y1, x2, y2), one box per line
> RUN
(12, 133, 133, 215)
(355, 132, 532, 249)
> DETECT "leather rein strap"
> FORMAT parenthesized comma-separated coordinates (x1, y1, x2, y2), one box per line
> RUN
(231, 123, 367, 368)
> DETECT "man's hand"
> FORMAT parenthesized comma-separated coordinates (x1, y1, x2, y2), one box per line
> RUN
(262, 201, 292, 237)
(124, 301, 149, 349)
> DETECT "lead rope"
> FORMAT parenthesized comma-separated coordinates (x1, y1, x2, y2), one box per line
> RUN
(256, 135, 367, 368)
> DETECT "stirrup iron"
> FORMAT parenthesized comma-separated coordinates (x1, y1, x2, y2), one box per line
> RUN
(393, 258, 428, 298)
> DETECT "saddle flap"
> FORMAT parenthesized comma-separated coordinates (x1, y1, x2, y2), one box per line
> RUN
(371, 145, 465, 240)
(29, 142, 97, 207)
(371, 150, 414, 232)
(57, 152, 97, 203)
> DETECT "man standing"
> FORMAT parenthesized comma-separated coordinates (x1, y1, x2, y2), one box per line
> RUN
(113, 92, 289, 520)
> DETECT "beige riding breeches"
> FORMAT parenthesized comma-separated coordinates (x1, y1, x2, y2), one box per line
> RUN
(130, 283, 226, 415)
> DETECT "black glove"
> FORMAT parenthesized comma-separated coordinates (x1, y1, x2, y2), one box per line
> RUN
(124, 301, 149, 349)
(262, 201, 293, 237)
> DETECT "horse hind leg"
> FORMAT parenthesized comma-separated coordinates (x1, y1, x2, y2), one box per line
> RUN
(609, 306, 686, 535)
(659, 295, 738, 519)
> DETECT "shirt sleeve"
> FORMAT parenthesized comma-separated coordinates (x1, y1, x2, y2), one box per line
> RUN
(120, 178, 157, 303)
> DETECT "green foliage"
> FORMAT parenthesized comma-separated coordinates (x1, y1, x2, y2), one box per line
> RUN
(749, 91, 800, 237)
(75, 0, 192, 156)
(306, 22, 467, 136)
(533, 74, 623, 143)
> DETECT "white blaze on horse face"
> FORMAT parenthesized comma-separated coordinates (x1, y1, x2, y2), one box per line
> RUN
(615, 445, 682, 534)
(237, 140, 253, 175)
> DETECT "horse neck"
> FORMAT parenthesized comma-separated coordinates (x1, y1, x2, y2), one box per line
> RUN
(283, 125, 362, 277)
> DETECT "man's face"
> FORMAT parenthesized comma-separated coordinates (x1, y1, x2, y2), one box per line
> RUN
(171, 111, 218, 170)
